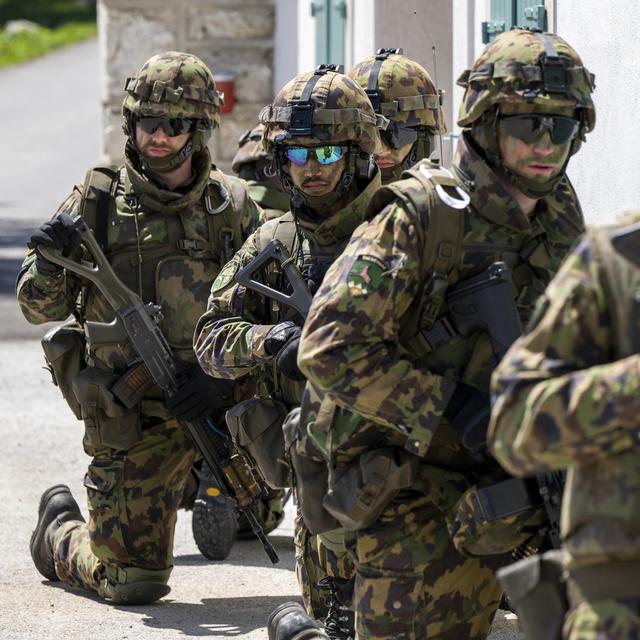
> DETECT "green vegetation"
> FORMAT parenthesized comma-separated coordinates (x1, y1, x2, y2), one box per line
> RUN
(0, 0, 96, 28)
(0, 21, 96, 67)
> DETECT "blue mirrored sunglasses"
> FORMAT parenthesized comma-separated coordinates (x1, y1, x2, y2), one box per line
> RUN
(286, 145, 347, 166)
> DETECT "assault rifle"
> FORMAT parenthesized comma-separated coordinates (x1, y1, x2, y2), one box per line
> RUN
(235, 239, 313, 319)
(40, 217, 279, 564)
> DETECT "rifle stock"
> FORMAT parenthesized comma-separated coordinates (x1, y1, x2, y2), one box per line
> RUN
(40, 217, 279, 564)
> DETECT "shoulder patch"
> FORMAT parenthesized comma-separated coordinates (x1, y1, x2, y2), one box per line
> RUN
(347, 255, 387, 297)
(211, 259, 239, 293)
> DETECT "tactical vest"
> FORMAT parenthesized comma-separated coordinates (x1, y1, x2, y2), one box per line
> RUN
(371, 160, 575, 387)
(78, 162, 250, 371)
(360, 160, 582, 456)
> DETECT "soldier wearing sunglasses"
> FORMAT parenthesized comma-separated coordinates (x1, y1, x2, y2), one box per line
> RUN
(297, 28, 595, 639)
(349, 48, 446, 183)
(194, 65, 384, 639)
(20, 52, 261, 605)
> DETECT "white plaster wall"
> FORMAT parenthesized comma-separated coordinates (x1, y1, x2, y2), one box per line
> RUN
(347, 0, 375, 71)
(556, 1, 640, 224)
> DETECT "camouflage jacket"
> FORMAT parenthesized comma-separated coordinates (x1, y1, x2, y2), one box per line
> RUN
(298, 132, 585, 463)
(194, 171, 382, 408)
(489, 213, 640, 568)
(18, 147, 260, 377)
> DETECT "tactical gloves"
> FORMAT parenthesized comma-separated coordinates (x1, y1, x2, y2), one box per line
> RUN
(29, 212, 81, 276)
(264, 321, 305, 381)
(443, 382, 491, 455)
(165, 363, 233, 422)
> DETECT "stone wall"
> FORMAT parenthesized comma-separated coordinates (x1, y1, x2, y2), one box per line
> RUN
(98, 0, 275, 170)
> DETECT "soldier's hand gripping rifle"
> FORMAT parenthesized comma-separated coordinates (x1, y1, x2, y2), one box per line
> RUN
(39, 217, 279, 564)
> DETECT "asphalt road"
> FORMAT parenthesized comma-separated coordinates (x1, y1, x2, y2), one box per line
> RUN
(0, 40, 521, 640)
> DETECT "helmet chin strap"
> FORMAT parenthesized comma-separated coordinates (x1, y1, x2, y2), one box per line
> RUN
(472, 112, 572, 199)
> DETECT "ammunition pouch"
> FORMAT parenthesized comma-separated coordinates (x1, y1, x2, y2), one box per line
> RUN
(72, 367, 142, 451)
(497, 550, 567, 640)
(41, 321, 86, 419)
(449, 477, 546, 557)
(323, 447, 421, 531)
(225, 396, 290, 489)
(100, 565, 172, 605)
(284, 408, 340, 535)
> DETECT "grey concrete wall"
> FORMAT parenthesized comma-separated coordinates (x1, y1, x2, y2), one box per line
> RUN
(373, 0, 454, 164)
(555, 1, 640, 224)
(98, 0, 275, 170)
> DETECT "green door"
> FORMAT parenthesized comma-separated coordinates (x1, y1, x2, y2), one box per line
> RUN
(311, 0, 346, 66)
(482, 0, 547, 43)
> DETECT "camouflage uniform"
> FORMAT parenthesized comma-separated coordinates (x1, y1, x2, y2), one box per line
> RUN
(231, 123, 289, 222)
(18, 52, 259, 602)
(297, 29, 595, 639)
(489, 213, 640, 639)
(194, 67, 382, 632)
(349, 48, 446, 183)
(299, 48, 450, 627)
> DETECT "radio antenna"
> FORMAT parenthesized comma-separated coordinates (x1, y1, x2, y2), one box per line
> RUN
(431, 44, 445, 164)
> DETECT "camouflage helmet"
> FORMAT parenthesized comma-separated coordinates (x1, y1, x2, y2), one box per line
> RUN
(457, 29, 595, 131)
(122, 51, 224, 172)
(260, 65, 383, 156)
(260, 65, 383, 211)
(231, 123, 269, 175)
(456, 29, 595, 198)
(349, 49, 445, 132)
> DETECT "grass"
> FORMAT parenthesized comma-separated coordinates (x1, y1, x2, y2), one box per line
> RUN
(0, 21, 96, 67)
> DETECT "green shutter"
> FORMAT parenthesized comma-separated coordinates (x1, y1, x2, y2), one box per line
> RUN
(482, 1, 547, 44)
(311, 0, 346, 66)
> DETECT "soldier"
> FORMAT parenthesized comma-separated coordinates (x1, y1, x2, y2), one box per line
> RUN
(231, 123, 289, 221)
(20, 51, 260, 604)
(193, 65, 383, 639)
(348, 48, 446, 183)
(297, 29, 595, 639)
(489, 214, 640, 639)
(288, 47, 451, 639)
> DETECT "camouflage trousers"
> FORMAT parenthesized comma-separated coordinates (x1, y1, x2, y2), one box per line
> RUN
(347, 463, 504, 640)
(293, 510, 355, 618)
(564, 598, 640, 640)
(52, 416, 197, 599)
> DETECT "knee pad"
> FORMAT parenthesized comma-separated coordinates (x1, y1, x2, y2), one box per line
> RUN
(100, 565, 172, 605)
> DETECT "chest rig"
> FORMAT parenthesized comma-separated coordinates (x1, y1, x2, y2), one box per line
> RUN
(77, 163, 246, 369)
(375, 161, 574, 381)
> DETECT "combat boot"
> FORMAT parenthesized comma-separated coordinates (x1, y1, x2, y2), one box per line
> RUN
(191, 462, 238, 560)
(317, 577, 356, 640)
(267, 601, 329, 640)
(30, 484, 84, 581)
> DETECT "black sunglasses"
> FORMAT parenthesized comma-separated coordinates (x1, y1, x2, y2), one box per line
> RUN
(136, 117, 197, 137)
(498, 114, 580, 145)
(380, 123, 419, 150)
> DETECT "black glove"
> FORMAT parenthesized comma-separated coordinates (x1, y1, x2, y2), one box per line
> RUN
(28, 212, 81, 276)
(443, 382, 491, 455)
(264, 321, 305, 381)
(165, 363, 233, 422)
